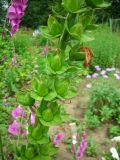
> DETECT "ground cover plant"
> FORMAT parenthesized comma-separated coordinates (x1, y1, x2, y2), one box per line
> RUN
(1, 0, 120, 160)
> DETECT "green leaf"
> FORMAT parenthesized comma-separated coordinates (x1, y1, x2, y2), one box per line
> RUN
(17, 92, 35, 106)
(69, 23, 83, 40)
(30, 91, 42, 101)
(65, 90, 77, 99)
(81, 34, 94, 42)
(85, 24, 98, 31)
(85, 0, 110, 8)
(62, 0, 85, 13)
(25, 147, 35, 159)
(44, 92, 57, 101)
(54, 78, 69, 97)
(50, 54, 62, 71)
(42, 109, 54, 122)
(48, 16, 63, 36)
(32, 79, 49, 97)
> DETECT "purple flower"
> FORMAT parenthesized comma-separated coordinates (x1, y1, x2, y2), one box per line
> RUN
(7, 0, 28, 35)
(114, 73, 120, 80)
(77, 131, 87, 159)
(95, 65, 101, 71)
(71, 145, 76, 153)
(31, 112, 35, 126)
(106, 67, 116, 72)
(12, 106, 26, 118)
(53, 133, 63, 146)
(106, 68, 112, 72)
(111, 67, 116, 71)
(8, 120, 21, 136)
(86, 75, 91, 79)
(101, 70, 106, 75)
(92, 73, 99, 78)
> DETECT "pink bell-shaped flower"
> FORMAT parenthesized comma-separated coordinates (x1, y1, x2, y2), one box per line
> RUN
(10, 19, 19, 31)
(22, 0, 28, 4)
(12, 0, 23, 6)
(7, 6, 17, 20)
(22, 4, 27, 11)
(16, 6, 24, 19)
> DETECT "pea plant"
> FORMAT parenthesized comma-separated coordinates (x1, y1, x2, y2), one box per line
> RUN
(1, 0, 110, 160)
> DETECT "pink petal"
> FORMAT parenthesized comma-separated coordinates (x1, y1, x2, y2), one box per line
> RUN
(16, 6, 24, 18)
(12, 0, 23, 6)
(7, 6, 17, 20)
(22, 0, 28, 4)
(31, 112, 35, 126)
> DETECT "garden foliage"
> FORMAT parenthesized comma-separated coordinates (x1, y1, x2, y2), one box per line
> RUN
(0, 0, 110, 159)
(15, 0, 109, 159)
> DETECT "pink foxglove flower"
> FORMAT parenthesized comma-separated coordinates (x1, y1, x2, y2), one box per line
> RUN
(77, 131, 87, 159)
(12, 105, 26, 118)
(8, 120, 21, 136)
(71, 130, 87, 160)
(31, 112, 35, 126)
(71, 145, 76, 153)
(53, 133, 63, 146)
(7, 0, 28, 35)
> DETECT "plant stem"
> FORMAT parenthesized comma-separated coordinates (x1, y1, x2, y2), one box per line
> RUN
(0, 134, 4, 160)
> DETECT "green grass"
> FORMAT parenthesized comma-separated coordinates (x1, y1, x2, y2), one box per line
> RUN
(86, 24, 120, 69)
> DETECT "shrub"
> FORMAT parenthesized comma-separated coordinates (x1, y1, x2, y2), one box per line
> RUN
(86, 24, 120, 69)
(107, 125, 120, 138)
(86, 79, 120, 126)
(85, 138, 98, 157)
(85, 111, 100, 129)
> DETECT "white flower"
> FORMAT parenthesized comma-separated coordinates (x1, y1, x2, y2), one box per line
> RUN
(101, 157, 106, 160)
(86, 83, 92, 89)
(110, 147, 120, 160)
(112, 136, 120, 142)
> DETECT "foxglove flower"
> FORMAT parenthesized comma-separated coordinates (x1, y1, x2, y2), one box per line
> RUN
(12, 105, 26, 118)
(7, 0, 28, 35)
(71, 145, 76, 153)
(8, 120, 21, 136)
(31, 112, 35, 126)
(77, 131, 87, 159)
(53, 133, 63, 146)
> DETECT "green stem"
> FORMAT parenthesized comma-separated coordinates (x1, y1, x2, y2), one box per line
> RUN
(0, 134, 4, 160)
